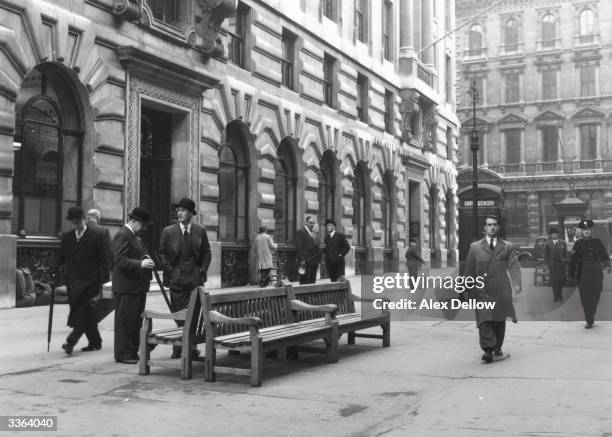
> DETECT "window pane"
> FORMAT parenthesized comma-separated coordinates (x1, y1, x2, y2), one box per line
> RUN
(505, 19, 519, 51)
(542, 15, 556, 47)
(580, 9, 594, 36)
(581, 124, 597, 160)
(542, 127, 558, 162)
(469, 25, 483, 55)
(542, 70, 556, 100)
(506, 130, 521, 164)
(581, 66, 595, 96)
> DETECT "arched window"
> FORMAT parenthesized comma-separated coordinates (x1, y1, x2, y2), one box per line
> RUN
(274, 141, 297, 244)
(218, 125, 249, 242)
(469, 24, 483, 55)
(352, 164, 368, 247)
(318, 150, 336, 233)
(382, 172, 394, 248)
(504, 18, 519, 51)
(542, 14, 556, 47)
(579, 9, 594, 42)
(13, 66, 83, 237)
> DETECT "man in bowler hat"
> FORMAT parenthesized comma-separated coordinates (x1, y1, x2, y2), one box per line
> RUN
(58, 206, 109, 355)
(569, 219, 612, 329)
(159, 198, 211, 358)
(112, 207, 155, 364)
(544, 228, 568, 302)
(322, 219, 350, 282)
(296, 216, 321, 284)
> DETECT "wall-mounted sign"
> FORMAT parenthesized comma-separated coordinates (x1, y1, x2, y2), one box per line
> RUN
(462, 200, 497, 207)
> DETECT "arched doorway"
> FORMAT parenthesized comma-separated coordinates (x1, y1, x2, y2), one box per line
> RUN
(352, 161, 371, 274)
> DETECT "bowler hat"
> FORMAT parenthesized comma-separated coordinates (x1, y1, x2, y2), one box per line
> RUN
(66, 206, 85, 221)
(324, 219, 336, 226)
(578, 219, 594, 230)
(549, 228, 559, 234)
(177, 198, 196, 214)
(129, 206, 152, 224)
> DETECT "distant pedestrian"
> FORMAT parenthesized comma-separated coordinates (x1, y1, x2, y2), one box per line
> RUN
(58, 207, 109, 355)
(87, 208, 113, 273)
(254, 226, 277, 287)
(465, 215, 521, 364)
(405, 238, 425, 290)
(569, 219, 612, 329)
(322, 219, 350, 282)
(112, 207, 154, 364)
(296, 216, 321, 284)
(159, 198, 211, 359)
(544, 228, 568, 302)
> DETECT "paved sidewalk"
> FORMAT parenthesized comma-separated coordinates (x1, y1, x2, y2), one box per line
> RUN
(1, 271, 612, 436)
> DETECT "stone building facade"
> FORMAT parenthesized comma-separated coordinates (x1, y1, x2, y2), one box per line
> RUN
(456, 0, 612, 257)
(0, 0, 459, 307)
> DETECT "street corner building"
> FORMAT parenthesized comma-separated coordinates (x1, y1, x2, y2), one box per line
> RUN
(0, 0, 460, 308)
(456, 0, 612, 260)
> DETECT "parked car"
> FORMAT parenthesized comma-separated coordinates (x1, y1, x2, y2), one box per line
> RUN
(516, 236, 548, 267)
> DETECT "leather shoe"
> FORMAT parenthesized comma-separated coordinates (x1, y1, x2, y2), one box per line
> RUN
(481, 350, 493, 363)
(116, 358, 138, 364)
(81, 344, 102, 352)
(62, 343, 74, 356)
(585, 323, 594, 329)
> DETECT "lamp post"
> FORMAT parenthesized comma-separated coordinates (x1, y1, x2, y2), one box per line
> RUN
(468, 79, 480, 240)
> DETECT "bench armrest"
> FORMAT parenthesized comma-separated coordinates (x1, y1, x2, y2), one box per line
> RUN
(289, 299, 338, 315)
(209, 310, 262, 327)
(141, 309, 188, 321)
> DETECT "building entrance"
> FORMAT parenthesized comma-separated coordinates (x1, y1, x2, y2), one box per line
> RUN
(139, 107, 172, 257)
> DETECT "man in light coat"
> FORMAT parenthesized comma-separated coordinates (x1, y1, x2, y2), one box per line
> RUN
(254, 226, 277, 287)
(465, 215, 521, 364)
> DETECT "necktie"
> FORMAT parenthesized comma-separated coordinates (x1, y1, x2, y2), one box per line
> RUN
(184, 228, 189, 237)
(489, 239, 495, 251)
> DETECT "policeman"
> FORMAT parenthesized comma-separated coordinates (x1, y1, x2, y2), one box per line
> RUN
(569, 219, 612, 329)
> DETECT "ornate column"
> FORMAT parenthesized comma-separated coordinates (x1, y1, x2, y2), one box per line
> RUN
(421, 0, 434, 65)
(399, 0, 415, 55)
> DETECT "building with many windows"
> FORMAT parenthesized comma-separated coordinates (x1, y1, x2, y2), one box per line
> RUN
(456, 0, 612, 258)
(0, 0, 458, 307)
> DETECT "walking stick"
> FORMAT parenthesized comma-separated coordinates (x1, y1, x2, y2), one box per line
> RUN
(47, 286, 55, 352)
(145, 254, 180, 327)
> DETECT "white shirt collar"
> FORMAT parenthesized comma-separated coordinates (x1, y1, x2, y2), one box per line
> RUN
(180, 222, 191, 234)
(75, 224, 87, 239)
(330, 230, 335, 238)
(125, 223, 136, 234)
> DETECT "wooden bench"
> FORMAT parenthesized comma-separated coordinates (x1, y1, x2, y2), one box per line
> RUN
(138, 288, 205, 379)
(200, 286, 339, 387)
(291, 280, 390, 348)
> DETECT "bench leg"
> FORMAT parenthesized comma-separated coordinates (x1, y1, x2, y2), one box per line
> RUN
(250, 338, 263, 387)
(181, 347, 192, 380)
(204, 341, 216, 382)
(326, 323, 339, 363)
(347, 332, 356, 345)
(139, 318, 151, 375)
(382, 321, 391, 347)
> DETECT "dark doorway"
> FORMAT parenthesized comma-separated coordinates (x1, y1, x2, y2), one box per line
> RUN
(140, 107, 173, 258)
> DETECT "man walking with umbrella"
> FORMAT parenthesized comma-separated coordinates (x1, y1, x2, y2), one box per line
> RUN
(58, 207, 109, 355)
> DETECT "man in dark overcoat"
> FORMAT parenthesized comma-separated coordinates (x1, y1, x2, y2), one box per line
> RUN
(112, 207, 155, 364)
(296, 216, 321, 284)
(159, 198, 211, 358)
(465, 215, 522, 364)
(322, 219, 350, 282)
(58, 206, 109, 355)
(569, 219, 612, 329)
(544, 228, 568, 302)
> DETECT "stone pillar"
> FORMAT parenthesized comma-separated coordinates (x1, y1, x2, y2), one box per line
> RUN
(399, 0, 415, 74)
(527, 192, 540, 242)
(421, 0, 434, 65)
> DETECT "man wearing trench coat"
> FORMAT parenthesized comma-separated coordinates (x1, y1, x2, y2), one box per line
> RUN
(465, 215, 522, 364)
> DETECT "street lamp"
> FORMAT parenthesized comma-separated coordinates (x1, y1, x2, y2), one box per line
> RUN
(468, 79, 480, 240)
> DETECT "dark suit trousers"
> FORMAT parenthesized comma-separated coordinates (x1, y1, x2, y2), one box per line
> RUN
(550, 261, 565, 299)
(170, 288, 191, 327)
(325, 259, 345, 282)
(479, 321, 506, 352)
(113, 293, 146, 360)
(299, 263, 319, 284)
(66, 300, 101, 347)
